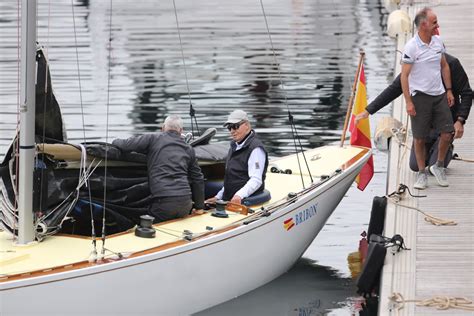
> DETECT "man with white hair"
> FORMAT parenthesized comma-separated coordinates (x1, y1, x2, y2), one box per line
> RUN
(113, 115, 204, 222)
(206, 110, 268, 205)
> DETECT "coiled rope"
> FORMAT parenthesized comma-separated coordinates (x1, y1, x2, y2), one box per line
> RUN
(389, 292, 474, 315)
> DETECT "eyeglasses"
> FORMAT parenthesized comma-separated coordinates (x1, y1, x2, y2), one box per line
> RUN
(226, 121, 245, 131)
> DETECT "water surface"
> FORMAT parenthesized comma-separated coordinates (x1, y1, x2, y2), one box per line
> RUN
(0, 0, 394, 314)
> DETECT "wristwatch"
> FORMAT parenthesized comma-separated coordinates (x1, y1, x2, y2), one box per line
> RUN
(457, 116, 466, 125)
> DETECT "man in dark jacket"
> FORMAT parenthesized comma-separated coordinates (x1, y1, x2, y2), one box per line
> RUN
(206, 110, 268, 205)
(355, 53, 472, 171)
(112, 115, 204, 222)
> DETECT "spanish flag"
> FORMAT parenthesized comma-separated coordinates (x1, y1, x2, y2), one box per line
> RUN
(349, 65, 374, 191)
(283, 218, 295, 231)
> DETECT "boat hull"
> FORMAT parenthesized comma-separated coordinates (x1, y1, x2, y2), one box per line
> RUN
(0, 149, 367, 315)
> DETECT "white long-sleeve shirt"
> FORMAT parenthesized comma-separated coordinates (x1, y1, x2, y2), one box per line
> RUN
(215, 145, 266, 200)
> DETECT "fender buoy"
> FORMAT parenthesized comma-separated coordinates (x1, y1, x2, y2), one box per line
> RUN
(367, 196, 387, 240)
(356, 240, 387, 296)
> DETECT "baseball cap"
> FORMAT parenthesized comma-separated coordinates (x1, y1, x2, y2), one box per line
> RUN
(223, 110, 249, 126)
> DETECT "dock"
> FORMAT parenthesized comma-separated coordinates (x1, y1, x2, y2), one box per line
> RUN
(378, 1, 474, 315)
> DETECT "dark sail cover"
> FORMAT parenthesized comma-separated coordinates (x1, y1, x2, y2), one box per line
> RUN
(0, 46, 228, 238)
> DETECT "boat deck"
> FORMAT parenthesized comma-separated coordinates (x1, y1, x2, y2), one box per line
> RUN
(0, 145, 365, 279)
(0, 211, 248, 277)
(378, 2, 474, 315)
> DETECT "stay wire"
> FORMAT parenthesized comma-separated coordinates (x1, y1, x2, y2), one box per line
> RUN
(288, 114, 305, 187)
(14, 0, 21, 241)
(100, 0, 115, 257)
(258, 0, 312, 187)
(71, 0, 97, 250)
(38, 0, 53, 230)
(172, 0, 200, 136)
(290, 115, 314, 183)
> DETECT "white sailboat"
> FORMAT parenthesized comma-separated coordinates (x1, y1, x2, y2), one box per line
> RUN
(0, 1, 372, 314)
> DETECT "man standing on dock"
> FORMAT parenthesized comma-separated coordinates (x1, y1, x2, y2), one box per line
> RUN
(354, 52, 472, 172)
(400, 7, 455, 190)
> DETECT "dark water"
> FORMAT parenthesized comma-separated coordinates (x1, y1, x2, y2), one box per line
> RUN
(0, 0, 394, 314)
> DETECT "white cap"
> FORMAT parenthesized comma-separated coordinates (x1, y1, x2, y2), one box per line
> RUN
(223, 110, 249, 126)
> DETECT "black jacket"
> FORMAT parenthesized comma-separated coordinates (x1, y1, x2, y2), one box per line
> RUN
(366, 53, 472, 122)
(112, 131, 204, 209)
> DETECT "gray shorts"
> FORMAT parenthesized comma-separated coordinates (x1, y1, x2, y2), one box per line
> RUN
(410, 92, 454, 138)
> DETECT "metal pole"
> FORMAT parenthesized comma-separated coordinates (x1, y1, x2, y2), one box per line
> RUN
(18, 0, 37, 244)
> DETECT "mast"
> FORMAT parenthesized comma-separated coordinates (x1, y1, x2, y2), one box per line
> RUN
(17, 0, 37, 244)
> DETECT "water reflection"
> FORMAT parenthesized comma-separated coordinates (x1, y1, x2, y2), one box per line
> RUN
(132, 61, 170, 130)
(196, 258, 358, 316)
(0, 0, 393, 314)
(0, 0, 394, 158)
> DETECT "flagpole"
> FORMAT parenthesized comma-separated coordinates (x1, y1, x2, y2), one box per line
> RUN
(340, 50, 365, 147)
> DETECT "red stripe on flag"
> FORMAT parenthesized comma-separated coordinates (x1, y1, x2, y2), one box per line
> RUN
(359, 66, 366, 85)
(284, 218, 293, 224)
(350, 123, 372, 148)
(356, 155, 374, 191)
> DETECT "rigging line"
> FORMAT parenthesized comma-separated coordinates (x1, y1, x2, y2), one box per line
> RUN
(258, 0, 311, 187)
(14, 0, 21, 241)
(292, 122, 314, 183)
(393, 115, 411, 193)
(36, 157, 101, 223)
(287, 112, 313, 183)
(154, 227, 182, 238)
(171, 0, 200, 136)
(36, 159, 102, 239)
(38, 0, 53, 220)
(71, 0, 97, 249)
(288, 114, 305, 187)
(100, 0, 114, 257)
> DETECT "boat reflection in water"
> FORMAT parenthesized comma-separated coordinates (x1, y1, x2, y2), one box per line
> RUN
(198, 258, 363, 316)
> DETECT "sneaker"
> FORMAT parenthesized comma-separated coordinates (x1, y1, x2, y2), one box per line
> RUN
(414, 172, 428, 190)
(429, 164, 449, 187)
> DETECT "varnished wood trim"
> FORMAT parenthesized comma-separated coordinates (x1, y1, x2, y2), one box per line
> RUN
(342, 147, 371, 171)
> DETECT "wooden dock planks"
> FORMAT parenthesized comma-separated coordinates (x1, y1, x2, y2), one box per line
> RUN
(379, 1, 474, 315)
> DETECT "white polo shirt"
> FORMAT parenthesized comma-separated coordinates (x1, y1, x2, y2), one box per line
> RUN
(401, 34, 446, 96)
